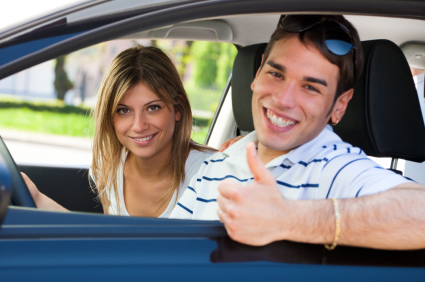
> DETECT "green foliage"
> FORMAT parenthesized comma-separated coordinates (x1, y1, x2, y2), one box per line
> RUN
(191, 41, 220, 88)
(190, 126, 210, 144)
(216, 44, 238, 88)
(191, 41, 237, 89)
(184, 83, 223, 112)
(192, 116, 210, 128)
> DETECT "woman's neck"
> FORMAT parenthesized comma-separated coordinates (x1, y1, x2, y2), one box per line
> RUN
(128, 144, 173, 181)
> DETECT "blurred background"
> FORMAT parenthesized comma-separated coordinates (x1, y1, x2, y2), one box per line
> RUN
(0, 0, 238, 166)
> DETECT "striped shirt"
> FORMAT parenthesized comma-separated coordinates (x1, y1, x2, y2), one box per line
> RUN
(170, 125, 411, 220)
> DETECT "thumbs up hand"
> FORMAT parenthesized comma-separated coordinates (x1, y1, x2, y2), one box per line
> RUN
(217, 142, 292, 246)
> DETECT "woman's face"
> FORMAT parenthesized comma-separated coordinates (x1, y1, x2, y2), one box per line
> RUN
(113, 82, 181, 161)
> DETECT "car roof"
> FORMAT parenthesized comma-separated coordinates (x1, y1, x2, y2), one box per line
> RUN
(2, 0, 425, 79)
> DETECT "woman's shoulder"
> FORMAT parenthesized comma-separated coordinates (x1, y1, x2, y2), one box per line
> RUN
(187, 147, 216, 162)
(185, 147, 216, 172)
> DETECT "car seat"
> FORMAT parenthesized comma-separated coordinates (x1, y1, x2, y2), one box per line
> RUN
(231, 40, 425, 171)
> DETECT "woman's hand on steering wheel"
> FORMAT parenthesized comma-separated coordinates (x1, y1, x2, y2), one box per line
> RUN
(21, 172, 41, 205)
(20, 172, 68, 212)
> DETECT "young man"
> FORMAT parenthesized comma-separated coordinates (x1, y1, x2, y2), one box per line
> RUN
(170, 15, 425, 250)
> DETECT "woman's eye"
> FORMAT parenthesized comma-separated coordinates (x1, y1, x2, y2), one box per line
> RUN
(147, 105, 160, 112)
(117, 108, 130, 114)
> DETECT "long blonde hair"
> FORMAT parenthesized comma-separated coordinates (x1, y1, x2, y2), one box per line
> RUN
(90, 45, 210, 214)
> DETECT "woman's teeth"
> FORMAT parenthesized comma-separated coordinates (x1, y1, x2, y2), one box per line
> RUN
(266, 109, 295, 128)
(134, 135, 153, 141)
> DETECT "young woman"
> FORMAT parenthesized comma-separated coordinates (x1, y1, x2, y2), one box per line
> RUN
(23, 45, 240, 217)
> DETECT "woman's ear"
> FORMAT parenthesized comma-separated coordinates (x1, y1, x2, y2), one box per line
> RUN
(175, 109, 182, 122)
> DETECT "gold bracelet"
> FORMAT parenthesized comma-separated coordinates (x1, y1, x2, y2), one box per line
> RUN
(324, 198, 341, 250)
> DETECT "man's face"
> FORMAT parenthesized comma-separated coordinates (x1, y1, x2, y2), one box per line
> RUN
(251, 36, 351, 158)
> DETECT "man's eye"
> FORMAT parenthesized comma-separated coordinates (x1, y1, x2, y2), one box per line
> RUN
(304, 85, 319, 92)
(269, 71, 283, 79)
(117, 108, 130, 114)
(148, 105, 161, 112)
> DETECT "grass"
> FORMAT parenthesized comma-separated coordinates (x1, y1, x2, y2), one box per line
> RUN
(0, 95, 211, 142)
(0, 108, 92, 137)
(191, 126, 209, 144)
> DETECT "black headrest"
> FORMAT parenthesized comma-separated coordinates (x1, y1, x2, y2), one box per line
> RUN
(232, 40, 425, 162)
(334, 40, 425, 162)
(232, 43, 267, 132)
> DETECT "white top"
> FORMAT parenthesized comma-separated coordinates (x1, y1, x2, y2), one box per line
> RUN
(171, 125, 412, 220)
(107, 148, 215, 218)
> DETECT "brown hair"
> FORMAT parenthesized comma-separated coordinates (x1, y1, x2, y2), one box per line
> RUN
(263, 15, 364, 103)
(90, 45, 211, 214)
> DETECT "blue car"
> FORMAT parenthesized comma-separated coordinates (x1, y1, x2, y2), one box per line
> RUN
(1, 0, 425, 281)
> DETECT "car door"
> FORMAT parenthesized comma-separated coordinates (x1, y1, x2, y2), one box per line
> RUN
(2, 0, 425, 281)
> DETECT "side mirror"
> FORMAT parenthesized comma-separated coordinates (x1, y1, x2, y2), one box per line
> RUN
(0, 155, 12, 227)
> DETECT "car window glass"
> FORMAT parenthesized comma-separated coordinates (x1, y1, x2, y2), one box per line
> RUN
(0, 39, 237, 167)
(403, 68, 425, 184)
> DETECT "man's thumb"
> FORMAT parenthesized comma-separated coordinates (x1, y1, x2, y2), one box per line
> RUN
(246, 142, 276, 185)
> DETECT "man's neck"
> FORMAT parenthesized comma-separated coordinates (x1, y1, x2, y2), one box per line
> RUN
(257, 142, 291, 166)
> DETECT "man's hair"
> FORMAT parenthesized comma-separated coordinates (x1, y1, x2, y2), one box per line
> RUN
(263, 15, 364, 104)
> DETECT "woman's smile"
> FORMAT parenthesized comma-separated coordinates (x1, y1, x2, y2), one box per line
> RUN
(130, 133, 158, 146)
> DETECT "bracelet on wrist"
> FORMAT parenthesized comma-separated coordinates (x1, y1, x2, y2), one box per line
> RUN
(324, 198, 340, 250)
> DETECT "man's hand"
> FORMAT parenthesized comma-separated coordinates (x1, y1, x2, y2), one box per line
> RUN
(217, 142, 293, 246)
(219, 136, 244, 152)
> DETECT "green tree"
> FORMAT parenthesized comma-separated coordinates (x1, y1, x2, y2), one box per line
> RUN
(54, 56, 73, 101)
(216, 43, 238, 88)
(191, 41, 220, 88)
(190, 41, 237, 89)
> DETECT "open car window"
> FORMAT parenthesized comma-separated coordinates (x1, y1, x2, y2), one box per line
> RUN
(0, 38, 237, 213)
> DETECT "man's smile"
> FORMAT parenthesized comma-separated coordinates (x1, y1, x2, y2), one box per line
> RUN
(265, 108, 297, 128)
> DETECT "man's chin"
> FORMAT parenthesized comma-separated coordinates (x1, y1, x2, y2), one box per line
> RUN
(257, 136, 295, 155)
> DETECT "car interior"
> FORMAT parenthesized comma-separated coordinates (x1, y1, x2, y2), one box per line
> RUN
(4, 2, 425, 277)
(1, 5, 425, 215)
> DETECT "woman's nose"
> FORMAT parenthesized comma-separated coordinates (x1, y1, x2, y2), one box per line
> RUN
(132, 113, 149, 132)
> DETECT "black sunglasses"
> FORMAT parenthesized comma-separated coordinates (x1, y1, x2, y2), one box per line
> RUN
(278, 15, 357, 79)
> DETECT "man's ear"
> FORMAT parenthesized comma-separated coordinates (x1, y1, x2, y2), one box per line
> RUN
(251, 54, 265, 91)
(331, 88, 354, 124)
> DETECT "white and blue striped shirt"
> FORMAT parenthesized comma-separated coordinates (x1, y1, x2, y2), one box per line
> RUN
(170, 125, 411, 220)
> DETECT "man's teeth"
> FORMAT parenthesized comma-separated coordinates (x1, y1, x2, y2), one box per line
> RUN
(266, 110, 295, 128)
(135, 135, 153, 141)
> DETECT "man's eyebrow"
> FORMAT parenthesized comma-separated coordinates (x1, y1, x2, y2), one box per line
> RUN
(267, 61, 286, 72)
(303, 76, 328, 87)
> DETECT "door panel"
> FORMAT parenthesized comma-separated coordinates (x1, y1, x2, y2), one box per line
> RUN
(18, 165, 102, 213)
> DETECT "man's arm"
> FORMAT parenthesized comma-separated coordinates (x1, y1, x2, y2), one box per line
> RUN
(217, 143, 425, 249)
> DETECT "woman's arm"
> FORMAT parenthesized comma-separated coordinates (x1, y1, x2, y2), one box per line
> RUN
(21, 172, 68, 212)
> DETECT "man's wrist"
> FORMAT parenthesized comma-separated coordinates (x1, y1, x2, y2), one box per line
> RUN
(274, 198, 335, 245)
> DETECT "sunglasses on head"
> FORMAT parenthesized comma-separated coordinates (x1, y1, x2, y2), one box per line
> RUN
(278, 15, 357, 79)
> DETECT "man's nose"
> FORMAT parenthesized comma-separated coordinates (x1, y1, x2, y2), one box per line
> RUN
(132, 112, 149, 132)
(273, 81, 297, 109)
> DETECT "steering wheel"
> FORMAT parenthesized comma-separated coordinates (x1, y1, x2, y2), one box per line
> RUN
(0, 137, 36, 208)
